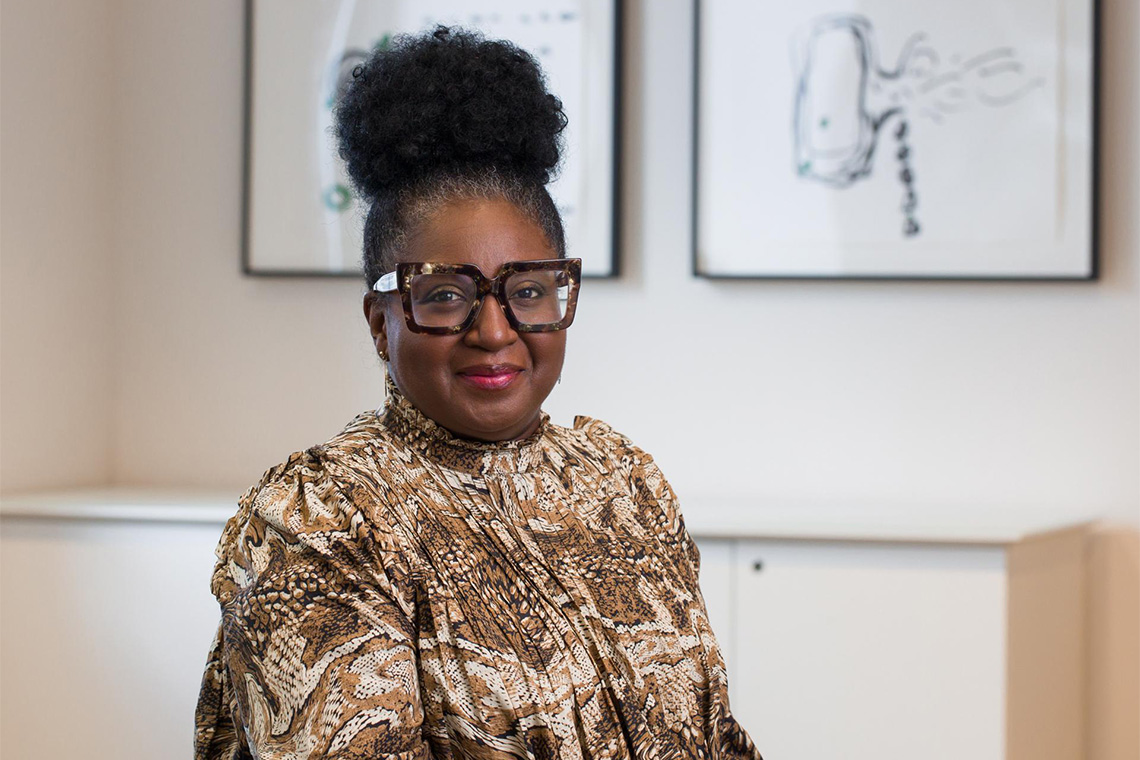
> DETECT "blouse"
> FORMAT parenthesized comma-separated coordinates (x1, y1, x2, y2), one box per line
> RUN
(194, 377, 761, 760)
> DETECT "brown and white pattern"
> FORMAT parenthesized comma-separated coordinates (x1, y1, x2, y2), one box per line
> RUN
(195, 378, 762, 760)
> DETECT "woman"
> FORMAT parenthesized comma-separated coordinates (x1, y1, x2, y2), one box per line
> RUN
(195, 27, 761, 760)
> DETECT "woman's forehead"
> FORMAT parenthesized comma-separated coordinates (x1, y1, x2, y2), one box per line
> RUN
(398, 198, 555, 275)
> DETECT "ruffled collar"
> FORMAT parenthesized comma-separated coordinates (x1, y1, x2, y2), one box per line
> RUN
(379, 373, 551, 474)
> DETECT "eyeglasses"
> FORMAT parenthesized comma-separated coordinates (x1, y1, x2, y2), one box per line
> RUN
(372, 258, 581, 335)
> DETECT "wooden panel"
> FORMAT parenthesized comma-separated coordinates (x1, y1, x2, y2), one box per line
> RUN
(1006, 525, 1089, 760)
(1008, 523, 1140, 760)
(1087, 528, 1140, 760)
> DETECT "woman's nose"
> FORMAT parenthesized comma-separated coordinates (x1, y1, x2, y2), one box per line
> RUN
(463, 295, 517, 350)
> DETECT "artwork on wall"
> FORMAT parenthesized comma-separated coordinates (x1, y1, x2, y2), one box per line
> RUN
(244, 0, 621, 279)
(694, 0, 1099, 280)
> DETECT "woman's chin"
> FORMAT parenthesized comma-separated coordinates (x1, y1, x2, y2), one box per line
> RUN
(451, 405, 541, 443)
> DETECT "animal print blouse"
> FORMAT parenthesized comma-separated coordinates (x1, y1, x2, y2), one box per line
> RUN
(194, 376, 762, 760)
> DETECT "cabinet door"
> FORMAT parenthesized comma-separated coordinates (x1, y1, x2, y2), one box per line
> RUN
(732, 540, 1006, 760)
(0, 519, 223, 760)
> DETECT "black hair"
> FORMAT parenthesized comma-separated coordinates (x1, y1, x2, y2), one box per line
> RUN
(334, 27, 568, 286)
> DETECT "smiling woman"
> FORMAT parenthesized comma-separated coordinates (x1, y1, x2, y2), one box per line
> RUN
(365, 199, 576, 442)
(194, 26, 762, 760)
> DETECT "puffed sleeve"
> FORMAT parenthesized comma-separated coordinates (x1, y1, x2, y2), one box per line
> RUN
(624, 439, 702, 578)
(194, 448, 431, 760)
(573, 416, 701, 578)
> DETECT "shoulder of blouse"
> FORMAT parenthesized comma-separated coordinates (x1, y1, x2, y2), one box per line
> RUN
(567, 414, 660, 473)
(566, 414, 691, 554)
(209, 410, 415, 618)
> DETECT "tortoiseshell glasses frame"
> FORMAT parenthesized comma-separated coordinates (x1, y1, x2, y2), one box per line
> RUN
(372, 258, 582, 335)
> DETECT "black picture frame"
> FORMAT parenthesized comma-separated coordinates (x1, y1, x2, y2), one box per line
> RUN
(242, 0, 623, 280)
(692, 0, 1100, 282)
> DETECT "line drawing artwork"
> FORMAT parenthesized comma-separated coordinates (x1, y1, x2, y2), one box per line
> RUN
(791, 14, 1045, 239)
(320, 39, 387, 216)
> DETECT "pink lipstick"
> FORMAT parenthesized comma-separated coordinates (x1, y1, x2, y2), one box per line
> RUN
(457, 365, 523, 390)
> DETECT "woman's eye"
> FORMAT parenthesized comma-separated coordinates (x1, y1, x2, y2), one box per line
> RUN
(423, 288, 467, 304)
(510, 283, 546, 300)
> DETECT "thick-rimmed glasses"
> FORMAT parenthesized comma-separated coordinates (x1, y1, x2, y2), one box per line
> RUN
(372, 258, 582, 335)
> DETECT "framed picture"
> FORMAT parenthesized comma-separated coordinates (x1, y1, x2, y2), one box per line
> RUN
(693, 0, 1099, 280)
(244, 0, 622, 279)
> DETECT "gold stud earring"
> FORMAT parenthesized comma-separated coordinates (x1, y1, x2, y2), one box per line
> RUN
(379, 349, 389, 362)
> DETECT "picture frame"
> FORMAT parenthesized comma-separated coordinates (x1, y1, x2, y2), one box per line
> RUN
(693, 0, 1099, 280)
(243, 0, 622, 279)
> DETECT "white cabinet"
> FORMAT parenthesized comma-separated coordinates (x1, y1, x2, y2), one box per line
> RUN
(729, 539, 1007, 760)
(0, 517, 223, 760)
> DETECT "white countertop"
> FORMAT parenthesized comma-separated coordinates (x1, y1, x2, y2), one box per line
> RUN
(0, 487, 1069, 545)
(0, 488, 238, 524)
(679, 496, 1047, 545)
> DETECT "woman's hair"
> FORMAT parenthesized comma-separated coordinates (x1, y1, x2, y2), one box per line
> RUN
(335, 27, 568, 285)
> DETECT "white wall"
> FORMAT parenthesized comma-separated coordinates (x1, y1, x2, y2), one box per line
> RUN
(2, 0, 1137, 530)
(0, 0, 117, 491)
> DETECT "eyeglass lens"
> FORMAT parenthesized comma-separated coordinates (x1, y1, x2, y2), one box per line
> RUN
(408, 269, 571, 329)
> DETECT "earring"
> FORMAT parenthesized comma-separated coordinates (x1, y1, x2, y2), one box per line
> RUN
(379, 349, 389, 362)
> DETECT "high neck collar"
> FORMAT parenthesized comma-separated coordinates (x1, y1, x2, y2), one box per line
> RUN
(379, 373, 551, 474)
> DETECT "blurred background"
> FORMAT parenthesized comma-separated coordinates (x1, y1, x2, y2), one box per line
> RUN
(1, 0, 1137, 759)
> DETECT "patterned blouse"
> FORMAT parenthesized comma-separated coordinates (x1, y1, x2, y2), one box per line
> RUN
(195, 377, 761, 760)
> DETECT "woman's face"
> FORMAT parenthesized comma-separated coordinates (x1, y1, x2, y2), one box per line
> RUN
(363, 198, 567, 441)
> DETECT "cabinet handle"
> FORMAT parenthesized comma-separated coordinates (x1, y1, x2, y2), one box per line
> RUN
(752, 560, 764, 572)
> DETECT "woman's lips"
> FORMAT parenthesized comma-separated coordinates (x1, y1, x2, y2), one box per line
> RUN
(457, 366, 523, 390)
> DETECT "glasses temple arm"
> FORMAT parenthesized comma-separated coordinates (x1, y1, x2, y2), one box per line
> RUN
(373, 271, 398, 292)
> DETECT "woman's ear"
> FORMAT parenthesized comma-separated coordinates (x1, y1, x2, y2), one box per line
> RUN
(362, 292, 389, 358)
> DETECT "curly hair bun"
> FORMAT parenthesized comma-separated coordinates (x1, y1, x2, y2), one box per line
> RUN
(335, 27, 567, 202)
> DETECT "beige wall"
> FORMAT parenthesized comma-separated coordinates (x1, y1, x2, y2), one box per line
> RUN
(1, 0, 117, 492)
(2, 0, 1138, 530)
